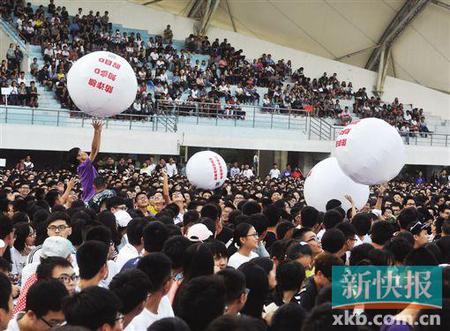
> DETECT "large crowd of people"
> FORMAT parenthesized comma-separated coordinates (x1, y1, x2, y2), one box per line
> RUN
(0, 1, 432, 134)
(0, 121, 448, 331)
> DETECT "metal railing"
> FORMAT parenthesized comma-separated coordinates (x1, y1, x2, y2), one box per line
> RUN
(156, 100, 309, 131)
(0, 105, 177, 132)
(0, 18, 29, 55)
(330, 126, 449, 147)
(1, 104, 449, 147)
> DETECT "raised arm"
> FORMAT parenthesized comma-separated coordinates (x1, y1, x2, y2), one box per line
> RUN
(90, 120, 103, 162)
(60, 177, 77, 205)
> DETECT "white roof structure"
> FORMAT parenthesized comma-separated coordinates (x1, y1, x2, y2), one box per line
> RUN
(133, 0, 450, 94)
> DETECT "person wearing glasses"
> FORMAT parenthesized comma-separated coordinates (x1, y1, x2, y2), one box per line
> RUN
(228, 223, 259, 269)
(27, 211, 72, 265)
(7, 279, 68, 331)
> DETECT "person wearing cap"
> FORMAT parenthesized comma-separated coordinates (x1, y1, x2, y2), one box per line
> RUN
(409, 221, 430, 249)
(20, 236, 75, 289)
(185, 223, 213, 243)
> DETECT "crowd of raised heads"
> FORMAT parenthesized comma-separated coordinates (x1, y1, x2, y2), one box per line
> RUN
(0, 151, 449, 331)
(0, 1, 430, 134)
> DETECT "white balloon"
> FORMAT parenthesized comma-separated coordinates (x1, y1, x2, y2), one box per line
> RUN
(335, 118, 405, 185)
(186, 151, 228, 190)
(67, 51, 137, 118)
(304, 157, 369, 212)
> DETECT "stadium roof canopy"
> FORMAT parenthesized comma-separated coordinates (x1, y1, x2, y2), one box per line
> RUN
(132, 0, 449, 94)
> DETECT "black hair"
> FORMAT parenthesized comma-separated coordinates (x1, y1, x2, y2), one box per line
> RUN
(349, 243, 375, 266)
(13, 222, 32, 252)
(270, 302, 306, 331)
(106, 196, 125, 211)
(67, 218, 86, 247)
(0, 257, 11, 273)
(206, 315, 266, 331)
(384, 237, 414, 264)
(137, 252, 172, 293)
(126, 218, 147, 246)
(325, 199, 341, 211)
(371, 221, 394, 246)
(315, 285, 332, 306)
(45, 189, 61, 208)
(335, 222, 357, 240)
(162, 235, 193, 270)
(314, 253, 343, 279)
(398, 207, 418, 230)
(241, 201, 261, 216)
(263, 205, 282, 227)
(276, 220, 294, 240)
(0, 216, 13, 240)
(201, 203, 221, 220)
(205, 239, 227, 258)
(441, 219, 450, 235)
(109, 269, 151, 314)
(233, 223, 253, 248)
(47, 211, 71, 227)
(395, 231, 415, 246)
(26, 279, 69, 318)
(0, 273, 12, 313)
(148, 317, 191, 331)
(76, 240, 108, 280)
(37, 257, 73, 280)
(183, 210, 200, 227)
(173, 275, 225, 331)
(237, 262, 269, 319)
(143, 221, 169, 253)
(351, 213, 372, 236)
(276, 261, 305, 293)
(85, 225, 112, 245)
(93, 176, 107, 189)
(300, 206, 320, 229)
(323, 209, 343, 229)
(63, 286, 122, 330)
(182, 243, 214, 281)
(302, 303, 358, 331)
(321, 229, 345, 254)
(11, 212, 29, 226)
(247, 214, 268, 237)
(286, 241, 313, 260)
(405, 247, 439, 266)
(67, 147, 80, 168)
(217, 268, 246, 305)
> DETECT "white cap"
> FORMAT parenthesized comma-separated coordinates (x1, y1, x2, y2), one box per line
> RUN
(41, 237, 74, 259)
(186, 223, 213, 242)
(115, 210, 132, 228)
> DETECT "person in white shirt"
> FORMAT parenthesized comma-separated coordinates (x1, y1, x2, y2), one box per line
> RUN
(242, 165, 254, 179)
(165, 158, 178, 178)
(269, 163, 281, 179)
(23, 155, 34, 170)
(228, 223, 259, 269)
(115, 218, 147, 271)
(230, 162, 241, 178)
(125, 253, 174, 330)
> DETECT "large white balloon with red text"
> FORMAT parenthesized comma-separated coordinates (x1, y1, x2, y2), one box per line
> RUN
(186, 151, 228, 190)
(304, 157, 369, 212)
(67, 51, 137, 118)
(334, 118, 405, 185)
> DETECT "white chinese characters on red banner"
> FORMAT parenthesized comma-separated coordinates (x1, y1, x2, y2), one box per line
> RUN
(186, 151, 228, 190)
(334, 118, 405, 185)
(67, 51, 137, 118)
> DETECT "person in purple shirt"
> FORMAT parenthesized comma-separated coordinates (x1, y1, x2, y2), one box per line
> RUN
(67, 120, 103, 203)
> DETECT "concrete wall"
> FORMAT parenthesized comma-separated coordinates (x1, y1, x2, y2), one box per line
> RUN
(0, 28, 13, 65)
(1, 121, 448, 166)
(30, 0, 450, 120)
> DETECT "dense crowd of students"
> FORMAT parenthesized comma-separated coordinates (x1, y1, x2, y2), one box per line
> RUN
(0, 122, 448, 331)
(0, 0, 431, 133)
